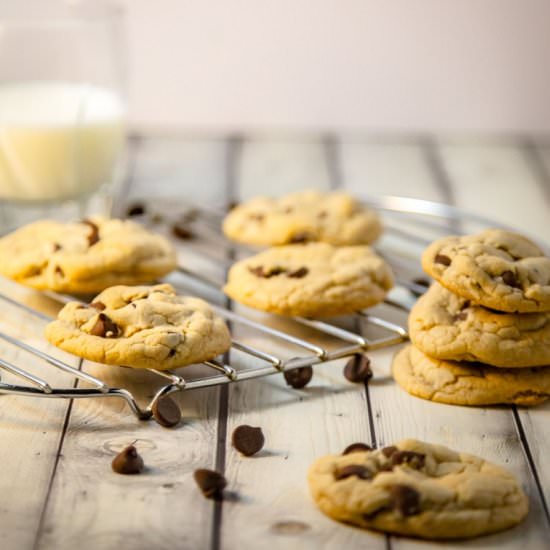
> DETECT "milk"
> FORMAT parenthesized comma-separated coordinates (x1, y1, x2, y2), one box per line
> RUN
(0, 82, 125, 201)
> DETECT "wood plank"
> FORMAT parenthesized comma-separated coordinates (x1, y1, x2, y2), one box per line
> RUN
(0, 279, 79, 550)
(219, 140, 385, 549)
(35, 138, 231, 550)
(437, 141, 550, 240)
(237, 138, 330, 200)
(338, 140, 443, 201)
(438, 139, 550, 524)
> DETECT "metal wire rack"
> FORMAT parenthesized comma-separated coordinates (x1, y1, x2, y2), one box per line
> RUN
(0, 195, 507, 425)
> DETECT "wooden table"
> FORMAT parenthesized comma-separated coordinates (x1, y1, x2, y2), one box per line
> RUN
(1, 135, 549, 550)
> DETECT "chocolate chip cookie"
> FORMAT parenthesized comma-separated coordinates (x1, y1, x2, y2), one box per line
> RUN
(392, 345, 550, 406)
(0, 218, 177, 293)
(45, 284, 231, 370)
(224, 242, 394, 317)
(409, 283, 550, 367)
(308, 438, 528, 539)
(422, 229, 550, 312)
(223, 190, 382, 246)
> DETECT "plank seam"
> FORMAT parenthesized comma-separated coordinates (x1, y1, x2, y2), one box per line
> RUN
(32, 358, 83, 550)
(326, 136, 390, 549)
(511, 407, 550, 527)
(210, 135, 243, 550)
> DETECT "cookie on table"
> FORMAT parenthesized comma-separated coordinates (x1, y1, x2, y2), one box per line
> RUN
(409, 283, 550, 367)
(308, 438, 528, 540)
(222, 190, 382, 246)
(45, 284, 231, 370)
(421, 229, 550, 313)
(0, 218, 177, 293)
(224, 242, 394, 317)
(392, 345, 550, 406)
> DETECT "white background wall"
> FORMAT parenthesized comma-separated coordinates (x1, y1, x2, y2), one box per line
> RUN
(121, 0, 550, 134)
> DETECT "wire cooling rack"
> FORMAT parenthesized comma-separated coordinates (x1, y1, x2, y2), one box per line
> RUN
(0, 195, 510, 425)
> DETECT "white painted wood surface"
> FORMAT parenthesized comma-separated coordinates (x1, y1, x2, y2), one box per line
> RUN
(0, 135, 549, 550)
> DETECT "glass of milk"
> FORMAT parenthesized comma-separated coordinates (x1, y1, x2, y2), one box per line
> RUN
(0, 0, 126, 232)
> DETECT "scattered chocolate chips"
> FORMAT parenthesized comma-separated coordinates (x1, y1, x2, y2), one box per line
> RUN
(82, 219, 100, 246)
(289, 232, 311, 243)
(335, 464, 373, 481)
(343, 354, 372, 383)
(283, 366, 313, 389)
(232, 425, 265, 456)
(287, 267, 309, 278)
(112, 444, 144, 475)
(390, 484, 421, 517)
(90, 301, 106, 311)
(193, 468, 227, 499)
(501, 270, 521, 288)
(90, 313, 119, 338)
(343, 442, 372, 455)
(152, 395, 182, 428)
(381, 445, 398, 458)
(171, 222, 194, 240)
(126, 203, 146, 217)
(434, 254, 451, 266)
(391, 450, 426, 469)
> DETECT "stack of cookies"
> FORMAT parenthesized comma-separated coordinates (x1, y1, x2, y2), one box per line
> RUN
(393, 229, 550, 406)
(223, 190, 394, 318)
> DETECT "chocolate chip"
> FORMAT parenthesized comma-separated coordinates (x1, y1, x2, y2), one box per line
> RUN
(283, 366, 313, 389)
(248, 265, 286, 278)
(171, 223, 194, 240)
(390, 484, 421, 516)
(287, 267, 309, 278)
(193, 469, 227, 499)
(126, 203, 146, 217)
(54, 266, 64, 276)
(334, 464, 373, 481)
(90, 313, 119, 338)
(152, 395, 182, 427)
(502, 270, 521, 288)
(434, 254, 451, 266)
(343, 354, 372, 383)
(289, 232, 311, 243)
(453, 311, 468, 321)
(343, 442, 372, 455)
(82, 219, 100, 246)
(232, 425, 265, 456)
(391, 450, 425, 469)
(167, 348, 177, 358)
(381, 445, 398, 458)
(112, 444, 144, 475)
(53, 243, 62, 252)
(90, 301, 106, 311)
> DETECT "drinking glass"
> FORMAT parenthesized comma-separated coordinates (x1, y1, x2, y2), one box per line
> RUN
(0, 0, 126, 233)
